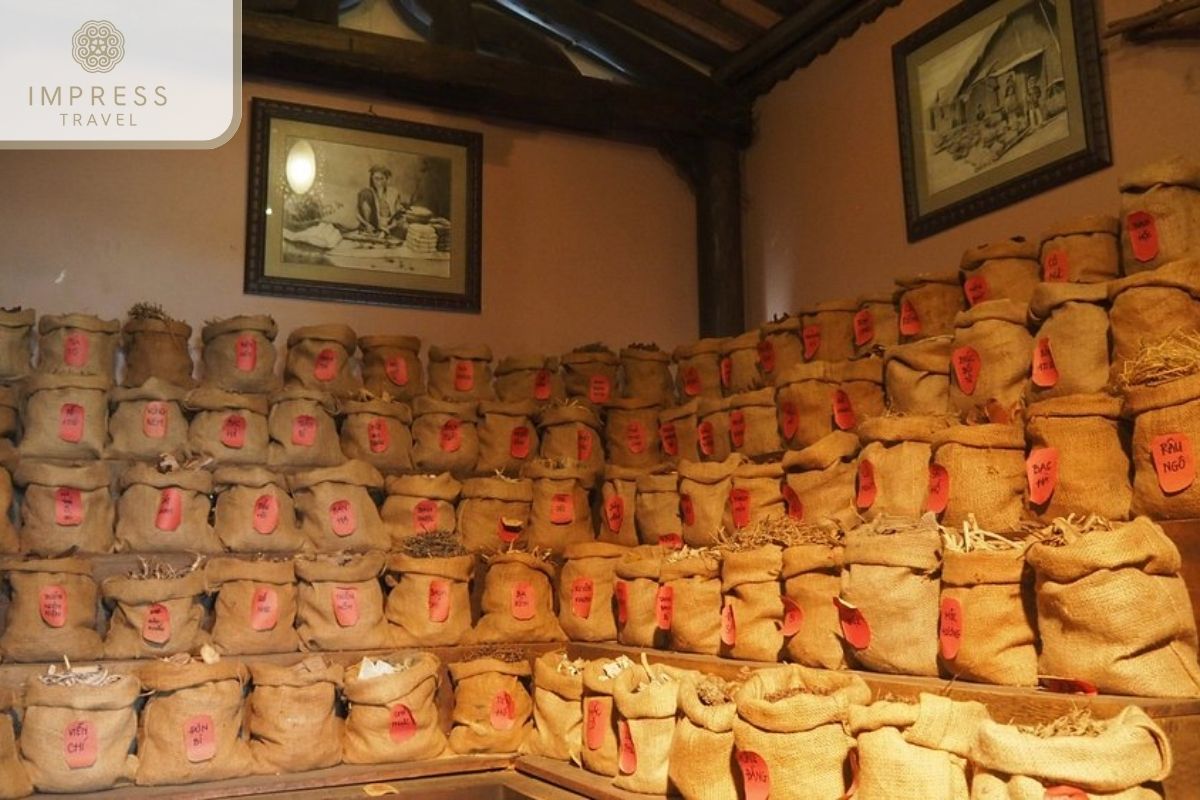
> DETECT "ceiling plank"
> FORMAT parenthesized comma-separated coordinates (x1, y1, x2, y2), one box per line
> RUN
(749, 0, 807, 14)
(584, 0, 732, 67)
(655, 0, 766, 42)
(471, 4, 581, 72)
(715, 0, 850, 84)
(721, 0, 783, 29)
(634, 0, 748, 50)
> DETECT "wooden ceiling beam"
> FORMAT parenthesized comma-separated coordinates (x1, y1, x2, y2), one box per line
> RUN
(634, 0, 747, 50)
(655, 0, 767, 43)
(715, 0, 849, 83)
(583, 0, 732, 67)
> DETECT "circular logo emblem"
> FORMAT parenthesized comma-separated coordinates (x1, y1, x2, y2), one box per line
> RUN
(72, 20, 124, 73)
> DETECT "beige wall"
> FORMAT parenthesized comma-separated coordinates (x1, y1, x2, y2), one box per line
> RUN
(0, 80, 699, 360)
(744, 0, 1200, 323)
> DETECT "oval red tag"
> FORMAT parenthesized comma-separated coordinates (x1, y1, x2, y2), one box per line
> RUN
(780, 597, 803, 636)
(659, 422, 678, 456)
(729, 410, 746, 449)
(440, 418, 462, 453)
(939, 596, 963, 660)
(155, 488, 183, 532)
(40, 585, 68, 627)
(291, 414, 318, 446)
(63, 719, 98, 769)
(780, 401, 799, 441)
(926, 463, 949, 514)
(698, 421, 715, 455)
(490, 691, 516, 731)
(585, 698, 608, 751)
(427, 579, 451, 623)
(604, 494, 624, 533)
(143, 401, 169, 439)
(511, 581, 536, 621)
(963, 274, 990, 306)
(853, 308, 875, 346)
(899, 299, 921, 336)
(142, 603, 172, 644)
(1032, 338, 1059, 388)
(679, 494, 695, 526)
(329, 499, 357, 536)
(55, 487, 84, 527)
(1126, 210, 1159, 263)
(250, 586, 280, 631)
(1043, 249, 1069, 282)
(386, 355, 409, 386)
(235, 334, 258, 372)
(802, 325, 821, 360)
(782, 485, 804, 520)
(1044, 786, 1089, 800)
(614, 580, 629, 625)
(658, 533, 683, 550)
(757, 339, 776, 373)
(832, 389, 856, 430)
(952, 346, 981, 395)
(571, 577, 594, 619)
(184, 714, 217, 763)
(588, 374, 611, 403)
(550, 492, 575, 525)
(332, 586, 359, 627)
(1026, 447, 1060, 506)
(58, 403, 84, 443)
(389, 704, 417, 742)
(736, 749, 770, 800)
(63, 331, 90, 367)
(313, 348, 338, 382)
(626, 421, 646, 454)
(834, 597, 871, 649)
(220, 413, 246, 449)
(577, 427, 594, 462)
(453, 360, 475, 392)
(655, 584, 674, 630)
(618, 719, 637, 774)
(682, 366, 702, 397)
(856, 460, 877, 509)
(719, 357, 732, 388)
(367, 417, 391, 453)
(730, 487, 751, 529)
(1152, 433, 1195, 494)
(533, 368, 552, 400)
(510, 425, 531, 459)
(253, 493, 279, 535)
(720, 603, 736, 646)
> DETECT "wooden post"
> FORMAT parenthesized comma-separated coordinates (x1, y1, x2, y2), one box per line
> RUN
(694, 137, 745, 337)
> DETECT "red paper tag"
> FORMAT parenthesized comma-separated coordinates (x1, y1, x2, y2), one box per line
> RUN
(142, 401, 169, 439)
(411, 500, 438, 535)
(250, 586, 280, 631)
(729, 410, 746, 449)
(1152, 433, 1195, 494)
(698, 420, 715, 455)
(329, 499, 357, 536)
(655, 584, 673, 630)
(783, 485, 804, 520)
(142, 603, 172, 644)
(1127, 210, 1159, 262)
(658, 533, 683, 550)
(781, 401, 799, 440)
(313, 347, 338, 382)
(625, 421, 646, 454)
(659, 422, 678, 456)
(533, 368, 552, 400)
(614, 580, 629, 624)
(58, 403, 84, 443)
(63, 719, 98, 769)
(1043, 249, 1069, 282)
(856, 460, 876, 509)
(332, 586, 359, 626)
(497, 517, 523, 544)
(780, 597, 803, 636)
(39, 585, 67, 627)
(926, 464, 950, 514)
(155, 488, 183, 532)
(682, 366, 702, 397)
(940, 596, 963, 660)
(585, 698, 608, 751)
(571, 577, 594, 619)
(618, 719, 637, 774)
(54, 487, 83, 527)
(510, 425, 532, 459)
(730, 486, 751, 529)
(720, 603, 736, 646)
(389, 705, 417, 742)
(385, 355, 409, 386)
(63, 331, 89, 367)
(1032, 338, 1059, 388)
(802, 325, 821, 360)
(427, 579, 451, 623)
(511, 581, 536, 621)
(235, 334, 257, 372)
(899, 299, 922, 336)
(253, 493, 279, 535)
(1044, 787, 1089, 800)
(490, 691, 516, 731)
(963, 274, 990, 306)
(736, 750, 771, 800)
(220, 413, 246, 449)
(679, 494, 695, 526)
(588, 374, 612, 403)
(832, 389, 856, 430)
(1039, 677, 1099, 696)
(550, 492, 575, 525)
(184, 715, 216, 762)
(291, 414, 317, 446)
(604, 494, 624, 533)
(453, 359, 475, 392)
(367, 417, 391, 453)
(834, 597, 871, 649)
(853, 308, 875, 346)
(1026, 447, 1060, 505)
(440, 418, 462, 452)
(757, 339, 776, 373)
(952, 346, 981, 395)
(576, 427, 593, 462)
(719, 356, 733, 388)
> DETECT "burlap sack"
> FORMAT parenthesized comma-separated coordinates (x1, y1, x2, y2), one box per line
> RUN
(1025, 394, 1132, 521)
(476, 399, 540, 475)
(136, 660, 253, 785)
(15, 461, 113, 555)
(895, 273, 963, 342)
(847, 698, 969, 800)
(122, 316, 193, 388)
(854, 294, 900, 358)
(679, 455, 741, 547)
(339, 398, 413, 474)
(524, 460, 594, 553)
(1119, 156, 1200, 273)
(719, 331, 765, 395)
(106, 378, 188, 461)
(247, 658, 343, 774)
(386, 552, 475, 646)
(758, 316, 804, 384)
(468, 551, 566, 643)
(36, 313, 119, 381)
(294, 551, 392, 650)
(115, 464, 219, 553)
(855, 416, 950, 519)
(207, 557, 300, 655)
(537, 403, 605, 480)
(1039, 214, 1121, 283)
(494, 355, 563, 405)
(635, 471, 681, 546)
(841, 523, 943, 676)
(581, 658, 645, 776)
(267, 386, 344, 469)
(615, 547, 667, 648)
(604, 396, 664, 469)
(939, 547, 1037, 686)
(663, 550, 723, 655)
(782, 543, 847, 669)
(885, 337, 952, 414)
(727, 388, 783, 458)
(931, 424, 1026, 531)
(598, 465, 642, 547)
(949, 299, 1033, 420)
(526, 651, 584, 762)
(1028, 517, 1200, 696)
(725, 462, 785, 534)
(674, 338, 726, 400)
(410, 395, 480, 478)
(383, 472, 462, 545)
(101, 570, 208, 658)
(359, 334, 424, 401)
(732, 666, 869, 800)
(697, 396, 732, 462)
(800, 300, 857, 362)
(184, 387, 270, 465)
(838, 357, 886, 424)
(0, 467, 15, 555)
(0, 692, 32, 799)
(561, 349, 620, 404)
(775, 363, 839, 449)
(668, 675, 738, 800)
(212, 467, 307, 552)
(1027, 282, 1110, 401)
(559, 541, 626, 641)
(19, 373, 109, 459)
(0, 385, 18, 441)
(780, 431, 859, 527)
(200, 315, 280, 393)
(455, 476, 530, 553)
(447, 658, 533, 754)
(284, 324, 360, 397)
(611, 664, 679, 795)
(1125, 373, 1200, 518)
(428, 344, 495, 401)
(959, 238, 1040, 307)
(721, 544, 784, 662)
(290, 461, 388, 553)
(20, 674, 139, 793)
(1108, 259, 1200, 379)
(620, 347, 674, 405)
(342, 652, 446, 763)
(0, 556, 102, 660)
(0, 308, 34, 381)
(659, 401, 701, 463)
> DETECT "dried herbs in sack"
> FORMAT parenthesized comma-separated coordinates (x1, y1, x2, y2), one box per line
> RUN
(428, 344, 495, 401)
(476, 399, 540, 475)
(674, 338, 726, 400)
(781, 431, 859, 528)
(949, 299, 1033, 421)
(1108, 258, 1200, 380)
(1039, 214, 1121, 283)
(526, 651, 584, 762)
(122, 310, 194, 388)
(604, 396, 663, 469)
(101, 566, 208, 658)
(267, 386, 344, 469)
(598, 465, 642, 547)
(855, 416, 950, 520)
(696, 396, 732, 462)
(559, 541, 626, 642)
(959, 237, 1040, 307)
(894, 272, 962, 342)
(724, 461, 786, 535)
(410, 395, 480, 479)
(447, 657, 533, 754)
(359, 334, 423, 401)
(635, 471, 681, 546)
(15, 460, 114, 555)
(342, 653, 447, 764)
(199, 314, 279, 393)
(247, 658, 343, 774)
(782, 531, 848, 670)
(885, 336, 952, 414)
(207, 556, 300, 655)
(1125, 373, 1200, 518)
(291, 461, 388, 553)
(36, 313, 120, 381)
(612, 660, 680, 795)
(847, 696, 970, 800)
(720, 544, 784, 662)
(853, 293, 900, 358)
(107, 378, 188, 461)
(339, 398, 414, 474)
(386, 547, 475, 647)
(668, 674, 739, 800)
(115, 464, 220, 553)
(1027, 282, 1111, 401)
(800, 300, 857, 362)
(658, 400, 701, 463)
(679, 455, 741, 547)
(294, 551, 392, 651)
(620, 345, 674, 405)
(1119, 155, 1200, 273)
(19, 373, 109, 460)
(456, 475, 529, 553)
(284, 323, 361, 397)
(614, 547, 667, 648)
(0, 557, 103, 661)
(662, 548, 723, 655)
(0, 307, 33, 381)
(184, 387, 270, 466)
(212, 466, 307, 553)
(931, 423, 1026, 531)
(495, 354, 563, 405)
(0, 690, 30, 800)
(581, 657, 643, 776)
(758, 316, 805, 384)
(383, 472, 462, 545)
(469, 550, 566, 644)
(537, 402, 605, 480)
(727, 387, 783, 458)
(523, 459, 594, 553)
(719, 331, 765, 394)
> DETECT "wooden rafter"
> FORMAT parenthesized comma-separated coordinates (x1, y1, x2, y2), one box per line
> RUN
(655, 0, 767, 43)
(584, 0, 732, 67)
(634, 0, 748, 50)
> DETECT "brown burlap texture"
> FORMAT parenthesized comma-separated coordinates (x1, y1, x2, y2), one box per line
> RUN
(383, 472, 462, 545)
(184, 388, 270, 466)
(620, 347, 674, 405)
(659, 401, 701, 464)
(781, 431, 859, 528)
(290, 461, 389, 553)
(267, 387, 344, 469)
(447, 658, 533, 754)
(537, 403, 605, 479)
(782, 544, 847, 669)
(604, 397, 664, 469)
(759, 317, 805, 384)
(663, 551, 723, 655)
(847, 698, 969, 800)
(342, 652, 446, 763)
(725, 462, 786, 535)
(959, 238, 1040, 306)
(247, 658, 343, 774)
(428, 344, 495, 402)
(101, 570, 208, 658)
(854, 295, 901, 358)
(0, 385, 18, 442)
(598, 465, 642, 547)
(0, 308, 33, 381)
(581, 658, 645, 776)
(469, 551, 566, 643)
(207, 557, 300, 655)
(0, 693, 30, 799)
(668, 675, 738, 800)
(339, 399, 414, 474)
(839, 357, 886, 422)
(122, 317, 194, 388)
(776, 362, 869, 449)
(107, 378, 189, 460)
(20, 373, 109, 460)
(523, 460, 594, 553)
(931, 423, 1026, 531)
(36, 313, 120, 381)
(720, 331, 766, 395)
(1125, 373, 1200, 518)
(525, 651, 583, 762)
(386, 552, 475, 646)
(679, 455, 740, 547)
(0, 468, 15, 555)
(410, 395, 480, 478)
(635, 471, 681, 545)
(884, 336, 952, 414)
(615, 547, 667, 648)
(1109, 258, 1200, 379)
(559, 541, 626, 641)
(495, 355, 564, 405)
(213, 467, 308, 552)
(1028, 282, 1111, 401)
(949, 299, 1033, 419)
(359, 334, 424, 401)
(15, 460, 114, 555)
(1119, 156, 1200, 273)
(0, 556, 102, 661)
(800, 300, 857, 362)
(697, 397, 732, 462)
(721, 544, 784, 662)
(611, 665, 679, 795)
(727, 388, 783, 458)
(284, 324, 360, 397)
(674, 338, 726, 400)
(895, 273, 963, 342)
(477, 399, 540, 475)
(200, 315, 280, 394)
(115, 464, 220, 553)
(856, 416, 950, 519)
(455, 476, 530, 553)
(294, 552, 392, 650)
(1039, 214, 1121, 283)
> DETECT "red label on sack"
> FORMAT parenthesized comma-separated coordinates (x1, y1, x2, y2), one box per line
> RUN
(332, 586, 359, 626)
(802, 325, 821, 360)
(63, 331, 89, 367)
(952, 346, 981, 395)
(550, 492, 575, 525)
(63, 719, 98, 769)
(781, 401, 799, 440)
(440, 418, 462, 452)
(571, 577, 594, 619)
(682, 366, 702, 397)
(625, 421, 647, 454)
(679, 494, 695, 526)
(533, 368, 552, 400)
(235, 334, 257, 372)
(963, 274, 990, 306)
(143, 401, 169, 439)
(577, 427, 593, 461)
(291, 414, 318, 446)
(659, 422, 679, 456)
(58, 403, 84, 443)
(783, 485, 804, 520)
(614, 580, 629, 625)
(220, 413, 246, 448)
(313, 348, 338, 382)
(585, 698, 608, 751)
(1044, 786, 1089, 799)
(1026, 447, 1060, 505)
(729, 410, 746, 449)
(1152, 433, 1195, 494)
(730, 487, 751, 529)
(412, 499, 439, 534)
(155, 488, 183, 532)
(1127, 210, 1159, 262)
(655, 584, 673, 630)
(497, 517, 523, 544)
(385, 355, 409, 386)
(658, 533, 683, 550)
(757, 339, 776, 373)
(940, 596, 963, 660)
(899, 299, 922, 336)
(367, 417, 391, 453)
(736, 750, 771, 800)
(834, 597, 871, 649)
(142, 603, 172, 644)
(1032, 338, 1059, 388)
(329, 499, 357, 536)
(490, 691, 516, 731)
(721, 603, 736, 646)
(926, 464, 950, 514)
(832, 389, 856, 430)
(39, 585, 67, 627)
(253, 493, 279, 534)
(389, 705, 417, 742)
(856, 460, 876, 509)
(604, 494, 624, 533)
(780, 597, 804, 636)
(698, 420, 715, 455)
(618, 719, 637, 775)
(510, 425, 532, 459)
(1039, 677, 1099, 696)
(184, 714, 216, 763)
(55, 487, 83, 527)
(452, 359, 475, 392)
(511, 581, 536, 621)
(588, 374, 612, 403)
(1043, 249, 1070, 282)
(719, 356, 732, 388)
(428, 579, 451, 623)
(853, 308, 875, 346)
(250, 586, 280, 631)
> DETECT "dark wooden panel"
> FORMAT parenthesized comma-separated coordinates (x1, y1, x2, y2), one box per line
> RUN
(657, 0, 767, 42)
(636, 0, 750, 50)
(695, 137, 746, 337)
(585, 0, 733, 66)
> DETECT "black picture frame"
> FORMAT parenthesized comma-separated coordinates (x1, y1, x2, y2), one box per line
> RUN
(892, 0, 1111, 241)
(245, 98, 483, 312)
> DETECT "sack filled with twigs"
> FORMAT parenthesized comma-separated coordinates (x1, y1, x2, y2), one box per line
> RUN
(930, 423, 1026, 531)
(780, 430, 859, 528)
(359, 334, 423, 401)
(800, 300, 856, 362)
(612, 657, 681, 795)
(1039, 214, 1120, 283)
(200, 314, 279, 394)
(294, 551, 391, 651)
(884, 336, 952, 415)
(495, 354, 562, 405)
(0, 556, 103, 661)
(658, 400, 701, 464)
(20, 373, 109, 460)
(290, 460, 389, 553)
(635, 471, 681, 546)
(959, 237, 1040, 307)
(410, 395, 479, 479)
(1108, 258, 1200, 380)
(668, 673, 739, 800)
(1027, 282, 1111, 401)
(719, 331, 766, 395)
(757, 316, 804, 383)
(341, 652, 447, 763)
(284, 324, 360, 397)
(780, 524, 847, 669)
(1119, 155, 1200, 273)
(719, 543, 784, 662)
(207, 557, 300, 655)
(267, 386, 344, 469)
(469, 549, 566, 644)
(679, 454, 741, 547)
(856, 415, 952, 520)
(122, 305, 194, 387)
(580, 656, 644, 776)
(115, 464, 220, 553)
(107, 378, 189, 461)
(696, 396, 732, 462)
(537, 402, 605, 479)
(429, 344, 495, 401)
(101, 558, 208, 658)
(1124, 371, 1200, 518)
(674, 338, 726, 400)
(447, 655, 532, 754)
(382, 472, 462, 545)
(598, 465, 642, 547)
(662, 547, 723, 655)
(212, 467, 307, 552)
(184, 388, 270, 466)
(853, 293, 900, 358)
(561, 346, 619, 404)
(385, 536, 475, 647)
(339, 397, 414, 474)
(726, 387, 783, 458)
(523, 459, 595, 553)
(15, 460, 114, 555)
(604, 396, 663, 469)
(36, 313, 119, 381)
(724, 461, 785, 535)
(620, 344, 674, 405)
(949, 299, 1033, 421)
(477, 399, 540, 475)
(525, 651, 585, 762)
(559, 541, 627, 642)
(894, 272, 962, 342)
(614, 547, 668, 649)
(247, 657, 343, 774)
(455, 475, 529, 553)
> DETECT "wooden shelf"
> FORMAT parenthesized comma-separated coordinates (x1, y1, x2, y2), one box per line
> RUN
(516, 756, 658, 800)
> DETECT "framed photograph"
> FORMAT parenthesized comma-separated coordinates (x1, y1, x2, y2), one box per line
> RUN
(893, 0, 1110, 241)
(245, 99, 482, 312)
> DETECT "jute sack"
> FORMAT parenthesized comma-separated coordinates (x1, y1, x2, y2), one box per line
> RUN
(36, 313, 120, 381)
(847, 698, 969, 800)
(885, 337, 952, 414)
(1027, 517, 1200, 697)
(1119, 155, 1200, 273)
(611, 664, 680, 795)
(0, 467, 15, 555)
(679, 455, 741, 547)
(732, 665, 870, 800)
(290, 461, 389, 553)
(854, 294, 900, 358)
(959, 238, 1040, 307)
(1025, 394, 1132, 521)
(659, 401, 701, 464)
(199, 315, 280, 393)
(247, 658, 343, 774)
(523, 460, 594, 553)
(781, 431, 859, 528)
(294, 551, 392, 650)
(339, 399, 413, 474)
(19, 373, 109, 460)
(970, 706, 1172, 799)
(674, 338, 726, 400)
(20, 673, 139, 793)
(727, 388, 783, 458)
(477, 399, 540, 475)
(101, 570, 208, 658)
(213, 467, 307, 553)
(447, 658, 533, 754)
(774, 362, 839, 450)
(0, 557, 102, 660)
(931, 423, 1026, 531)
(841, 523, 943, 676)
(136, 660, 253, 785)
(267, 387, 344, 469)
(721, 544, 784, 662)
(561, 349, 620, 404)
(107, 378, 189, 460)
(559, 541, 626, 641)
(428, 344, 495, 401)
(663, 550, 723, 655)
(0, 385, 18, 441)
(410, 395, 480, 478)
(526, 651, 584, 762)
(1108, 259, 1200, 379)
(1039, 214, 1121, 282)
(620, 346, 674, 405)
(895, 273, 963, 342)
(1125, 373, 1200, 518)
(455, 475, 530, 553)
(184, 388, 270, 466)
(537, 403, 605, 480)
(939, 546, 1037, 686)
(207, 557, 299, 655)
(635, 471, 681, 546)
(856, 416, 950, 520)
(782, 541, 847, 670)
(949, 299, 1033, 420)
(725, 462, 785, 534)
(494, 355, 563, 405)
(615, 547, 667, 648)
(758, 316, 804, 385)
(284, 324, 361, 397)
(386, 552, 475, 646)
(1028, 282, 1111, 401)
(800, 300, 857, 362)
(383, 472, 462, 544)
(604, 396, 663, 469)
(581, 658, 645, 776)
(359, 334, 424, 401)
(0, 692, 33, 799)
(16, 461, 114, 555)
(342, 653, 446, 764)
(468, 551, 566, 643)
(0, 308, 34, 381)
(668, 674, 738, 800)
(697, 396, 732, 462)
(122, 315, 194, 388)
(115, 464, 219, 553)
(720, 331, 765, 395)
(598, 465, 642, 547)
(836, 358, 886, 425)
